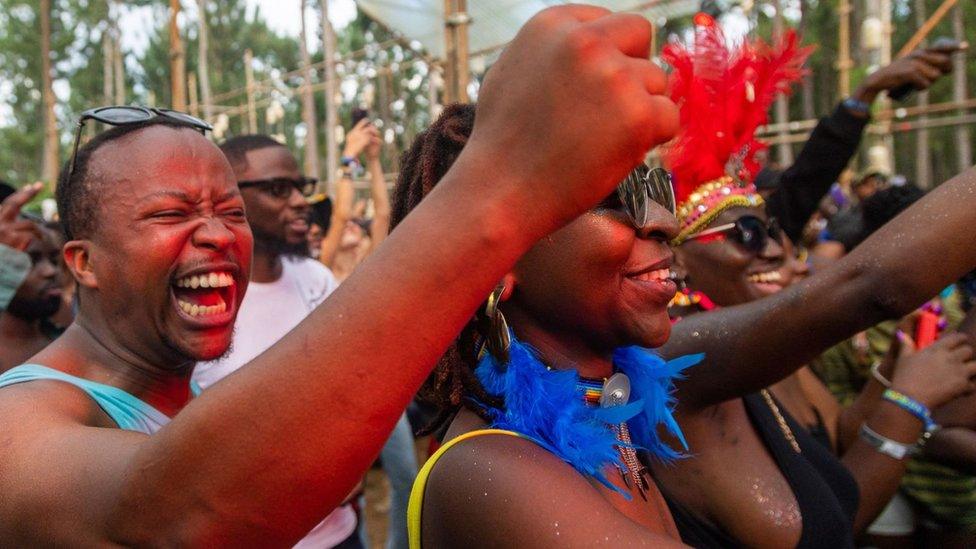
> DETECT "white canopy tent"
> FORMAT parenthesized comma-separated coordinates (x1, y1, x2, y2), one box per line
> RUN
(354, 0, 700, 100)
(356, 0, 699, 59)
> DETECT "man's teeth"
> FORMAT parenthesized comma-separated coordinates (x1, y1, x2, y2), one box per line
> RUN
(174, 272, 234, 289)
(177, 299, 227, 317)
(748, 271, 783, 284)
(631, 268, 672, 283)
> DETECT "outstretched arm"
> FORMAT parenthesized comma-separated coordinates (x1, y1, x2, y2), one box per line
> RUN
(663, 165, 976, 411)
(768, 45, 955, 242)
(0, 6, 679, 546)
(364, 132, 391, 251)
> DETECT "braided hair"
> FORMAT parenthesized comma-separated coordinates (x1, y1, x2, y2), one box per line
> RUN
(391, 104, 502, 432)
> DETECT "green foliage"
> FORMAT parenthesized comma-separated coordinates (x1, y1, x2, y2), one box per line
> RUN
(1, 0, 973, 189)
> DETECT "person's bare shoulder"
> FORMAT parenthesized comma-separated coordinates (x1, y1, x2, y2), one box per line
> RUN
(0, 376, 117, 430)
(0, 379, 147, 544)
(422, 432, 682, 548)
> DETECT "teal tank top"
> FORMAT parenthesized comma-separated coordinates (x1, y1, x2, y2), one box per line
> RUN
(0, 364, 200, 435)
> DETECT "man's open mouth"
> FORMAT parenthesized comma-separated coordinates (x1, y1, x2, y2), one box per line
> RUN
(171, 271, 236, 319)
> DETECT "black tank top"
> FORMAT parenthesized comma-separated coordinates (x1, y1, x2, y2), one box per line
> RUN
(662, 392, 859, 548)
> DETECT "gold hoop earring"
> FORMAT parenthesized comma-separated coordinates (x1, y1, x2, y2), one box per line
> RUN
(485, 283, 511, 362)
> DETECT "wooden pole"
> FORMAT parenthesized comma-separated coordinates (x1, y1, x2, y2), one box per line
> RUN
(443, 0, 457, 104)
(837, 0, 852, 98)
(913, 0, 931, 189)
(895, 0, 961, 59)
(321, 0, 339, 193)
(299, 0, 321, 180)
(40, 0, 59, 185)
(244, 48, 257, 133)
(879, 0, 894, 172)
(169, 0, 186, 110)
(772, 0, 793, 165)
(188, 72, 200, 118)
(196, 0, 214, 122)
(952, 5, 972, 172)
(454, 0, 470, 102)
(442, 0, 471, 103)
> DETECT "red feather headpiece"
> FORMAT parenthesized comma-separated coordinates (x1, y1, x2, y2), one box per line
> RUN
(662, 16, 812, 243)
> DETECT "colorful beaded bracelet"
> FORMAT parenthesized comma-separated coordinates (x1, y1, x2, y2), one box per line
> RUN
(882, 388, 936, 431)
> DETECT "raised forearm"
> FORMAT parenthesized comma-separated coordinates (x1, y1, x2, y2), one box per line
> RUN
(367, 157, 391, 247)
(668, 167, 976, 409)
(110, 151, 548, 544)
(838, 376, 888, 453)
(842, 403, 924, 534)
(319, 175, 354, 267)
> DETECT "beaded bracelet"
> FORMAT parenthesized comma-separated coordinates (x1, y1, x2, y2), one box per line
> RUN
(882, 389, 936, 431)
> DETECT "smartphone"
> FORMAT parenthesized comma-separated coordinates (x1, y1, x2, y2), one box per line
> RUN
(351, 108, 370, 127)
(890, 38, 966, 101)
(914, 310, 940, 350)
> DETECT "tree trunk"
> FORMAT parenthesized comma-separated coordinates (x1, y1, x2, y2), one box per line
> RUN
(102, 29, 114, 105)
(243, 48, 257, 133)
(40, 0, 59, 185)
(169, 0, 186, 110)
(113, 19, 125, 104)
(299, 0, 320, 180)
(952, 5, 972, 171)
(914, 0, 931, 189)
(196, 0, 213, 122)
(321, 0, 339, 193)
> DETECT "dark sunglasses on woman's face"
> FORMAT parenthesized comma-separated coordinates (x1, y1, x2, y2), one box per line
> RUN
(596, 165, 676, 228)
(66, 106, 212, 181)
(237, 177, 318, 199)
(686, 215, 783, 254)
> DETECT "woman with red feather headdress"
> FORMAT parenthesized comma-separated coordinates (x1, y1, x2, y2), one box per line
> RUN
(654, 15, 976, 548)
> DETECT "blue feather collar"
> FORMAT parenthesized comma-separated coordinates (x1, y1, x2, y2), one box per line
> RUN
(474, 334, 702, 491)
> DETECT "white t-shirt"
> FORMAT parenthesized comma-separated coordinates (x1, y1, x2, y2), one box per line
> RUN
(193, 257, 355, 548)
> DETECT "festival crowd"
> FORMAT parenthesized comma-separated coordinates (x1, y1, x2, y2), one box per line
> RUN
(1, 5, 975, 548)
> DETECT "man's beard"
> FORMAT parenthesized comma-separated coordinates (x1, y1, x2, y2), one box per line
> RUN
(5, 295, 60, 321)
(251, 226, 309, 260)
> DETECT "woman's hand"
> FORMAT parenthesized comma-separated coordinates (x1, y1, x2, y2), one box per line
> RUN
(342, 119, 380, 160)
(889, 331, 976, 410)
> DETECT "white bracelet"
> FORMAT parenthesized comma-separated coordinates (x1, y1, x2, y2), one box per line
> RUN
(859, 423, 920, 460)
(870, 361, 892, 388)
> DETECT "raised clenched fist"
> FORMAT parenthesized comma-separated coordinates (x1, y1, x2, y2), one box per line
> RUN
(464, 5, 678, 229)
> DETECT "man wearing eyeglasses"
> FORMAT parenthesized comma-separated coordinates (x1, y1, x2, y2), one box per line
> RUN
(191, 135, 338, 390)
(191, 134, 358, 547)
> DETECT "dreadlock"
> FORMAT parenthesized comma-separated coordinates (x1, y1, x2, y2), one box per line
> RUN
(391, 103, 503, 433)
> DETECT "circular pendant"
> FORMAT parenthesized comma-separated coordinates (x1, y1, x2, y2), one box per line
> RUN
(600, 373, 631, 408)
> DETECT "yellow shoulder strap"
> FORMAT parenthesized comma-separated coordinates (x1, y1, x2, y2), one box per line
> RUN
(407, 428, 523, 549)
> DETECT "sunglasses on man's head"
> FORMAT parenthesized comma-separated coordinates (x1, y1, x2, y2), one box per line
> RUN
(67, 106, 212, 181)
(596, 165, 676, 228)
(686, 215, 782, 254)
(237, 177, 318, 199)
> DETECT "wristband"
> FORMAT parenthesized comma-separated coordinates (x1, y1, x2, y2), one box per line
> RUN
(859, 423, 919, 460)
(882, 388, 936, 431)
(340, 155, 359, 167)
(842, 97, 871, 116)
